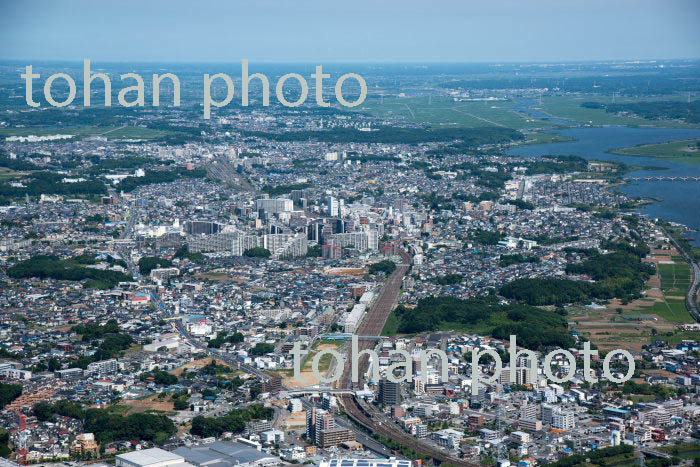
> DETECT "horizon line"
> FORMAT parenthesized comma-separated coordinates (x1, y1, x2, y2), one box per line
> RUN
(1, 57, 700, 66)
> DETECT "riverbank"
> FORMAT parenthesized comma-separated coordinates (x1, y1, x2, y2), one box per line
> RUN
(507, 126, 700, 247)
(609, 138, 700, 166)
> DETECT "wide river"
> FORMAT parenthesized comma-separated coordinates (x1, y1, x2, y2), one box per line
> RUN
(507, 126, 700, 246)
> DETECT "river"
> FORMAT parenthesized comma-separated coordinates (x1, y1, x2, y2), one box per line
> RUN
(507, 126, 700, 246)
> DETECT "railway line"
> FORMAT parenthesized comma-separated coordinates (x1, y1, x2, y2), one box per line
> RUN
(336, 248, 477, 466)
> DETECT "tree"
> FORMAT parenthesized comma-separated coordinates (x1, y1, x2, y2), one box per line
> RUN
(173, 399, 189, 410)
(0, 383, 22, 409)
(190, 405, 274, 437)
(0, 429, 11, 458)
(7, 255, 131, 288)
(140, 370, 178, 386)
(48, 357, 62, 372)
(243, 247, 271, 258)
(368, 260, 396, 275)
(138, 256, 173, 275)
(250, 343, 275, 356)
(391, 295, 574, 350)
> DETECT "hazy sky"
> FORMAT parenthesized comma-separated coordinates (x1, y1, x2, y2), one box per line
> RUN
(1, 0, 698, 62)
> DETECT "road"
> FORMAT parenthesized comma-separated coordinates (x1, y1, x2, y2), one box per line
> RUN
(336, 248, 478, 466)
(113, 198, 140, 278)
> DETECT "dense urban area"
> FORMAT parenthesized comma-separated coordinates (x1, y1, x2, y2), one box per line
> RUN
(1, 60, 700, 467)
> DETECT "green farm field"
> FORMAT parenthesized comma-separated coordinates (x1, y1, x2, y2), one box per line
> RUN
(356, 96, 556, 129)
(539, 95, 700, 128)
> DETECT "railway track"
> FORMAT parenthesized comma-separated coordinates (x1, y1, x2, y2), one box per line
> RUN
(337, 248, 477, 466)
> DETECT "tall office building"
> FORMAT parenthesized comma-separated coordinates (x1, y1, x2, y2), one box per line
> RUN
(184, 220, 223, 235)
(306, 408, 335, 445)
(378, 378, 401, 406)
(542, 404, 555, 425)
(327, 196, 339, 217)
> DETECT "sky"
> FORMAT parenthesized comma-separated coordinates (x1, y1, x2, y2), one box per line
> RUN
(0, 0, 699, 63)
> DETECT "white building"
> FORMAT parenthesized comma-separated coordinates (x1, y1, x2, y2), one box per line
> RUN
(288, 399, 303, 413)
(116, 448, 188, 467)
(552, 411, 576, 430)
(255, 198, 293, 214)
(260, 429, 284, 444)
(327, 196, 339, 217)
(86, 359, 119, 377)
(510, 431, 531, 444)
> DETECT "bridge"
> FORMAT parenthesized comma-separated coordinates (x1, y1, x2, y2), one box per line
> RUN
(286, 388, 357, 396)
(641, 448, 672, 460)
(627, 176, 700, 181)
(319, 333, 388, 341)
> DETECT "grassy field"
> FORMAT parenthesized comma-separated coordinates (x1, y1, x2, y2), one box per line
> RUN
(659, 330, 700, 345)
(0, 167, 25, 181)
(540, 95, 700, 128)
(570, 243, 695, 350)
(658, 262, 692, 296)
(651, 299, 692, 323)
(610, 139, 700, 166)
(100, 126, 176, 140)
(516, 131, 577, 146)
(356, 96, 555, 129)
(382, 312, 400, 336)
(357, 95, 700, 138)
(651, 260, 694, 323)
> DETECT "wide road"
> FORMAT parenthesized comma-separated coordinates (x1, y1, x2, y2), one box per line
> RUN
(337, 248, 478, 466)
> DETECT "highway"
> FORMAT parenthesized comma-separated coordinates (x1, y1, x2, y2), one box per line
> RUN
(336, 248, 478, 466)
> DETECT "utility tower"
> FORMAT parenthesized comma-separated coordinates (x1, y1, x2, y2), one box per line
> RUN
(494, 399, 510, 467)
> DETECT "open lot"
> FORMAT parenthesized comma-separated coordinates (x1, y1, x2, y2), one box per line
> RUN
(273, 339, 345, 389)
(0, 167, 25, 181)
(112, 394, 175, 415)
(168, 357, 234, 377)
